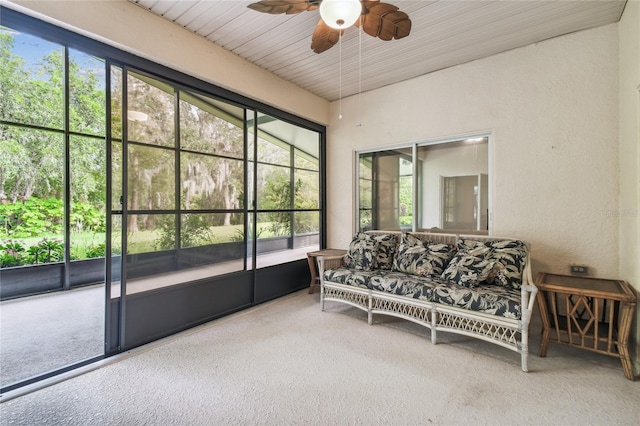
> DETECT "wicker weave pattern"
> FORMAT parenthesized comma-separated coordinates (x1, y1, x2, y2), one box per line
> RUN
(437, 311, 519, 346)
(323, 283, 369, 311)
(371, 296, 432, 325)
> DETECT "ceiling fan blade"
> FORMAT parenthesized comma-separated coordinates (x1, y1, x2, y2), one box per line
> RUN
(247, 0, 318, 15)
(360, 2, 411, 41)
(361, 1, 381, 10)
(311, 19, 342, 54)
(250, 0, 412, 54)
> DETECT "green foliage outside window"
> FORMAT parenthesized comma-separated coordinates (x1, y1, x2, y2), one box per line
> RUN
(0, 197, 105, 238)
(261, 171, 301, 237)
(0, 237, 63, 267)
(0, 28, 321, 269)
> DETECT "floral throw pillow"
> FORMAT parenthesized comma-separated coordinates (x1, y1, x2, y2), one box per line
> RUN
(372, 233, 398, 270)
(426, 243, 457, 275)
(343, 232, 378, 271)
(457, 239, 492, 257)
(485, 240, 527, 289)
(441, 252, 495, 288)
(393, 234, 455, 277)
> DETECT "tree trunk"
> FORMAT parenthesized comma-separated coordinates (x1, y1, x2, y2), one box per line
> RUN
(223, 183, 232, 226)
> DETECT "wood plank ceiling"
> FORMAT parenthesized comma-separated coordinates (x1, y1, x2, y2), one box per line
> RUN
(130, 0, 626, 101)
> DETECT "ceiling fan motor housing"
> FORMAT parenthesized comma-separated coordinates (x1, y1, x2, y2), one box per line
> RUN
(320, 0, 363, 29)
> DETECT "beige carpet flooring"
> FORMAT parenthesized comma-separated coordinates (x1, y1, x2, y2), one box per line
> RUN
(1, 289, 639, 425)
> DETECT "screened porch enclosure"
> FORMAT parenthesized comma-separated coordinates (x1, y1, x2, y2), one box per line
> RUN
(0, 9, 326, 394)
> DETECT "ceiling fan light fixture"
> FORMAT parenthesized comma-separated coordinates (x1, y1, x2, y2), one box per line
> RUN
(320, 0, 361, 29)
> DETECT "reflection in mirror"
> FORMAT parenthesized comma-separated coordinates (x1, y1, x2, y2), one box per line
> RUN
(357, 137, 489, 234)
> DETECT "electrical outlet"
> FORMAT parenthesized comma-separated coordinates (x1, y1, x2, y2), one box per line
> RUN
(570, 265, 588, 275)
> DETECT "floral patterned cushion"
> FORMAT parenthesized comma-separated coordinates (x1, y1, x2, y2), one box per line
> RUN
(343, 232, 378, 271)
(372, 233, 398, 270)
(440, 253, 495, 288)
(369, 271, 440, 301)
(323, 268, 383, 289)
(432, 281, 522, 319)
(485, 240, 527, 289)
(393, 234, 455, 277)
(457, 238, 488, 251)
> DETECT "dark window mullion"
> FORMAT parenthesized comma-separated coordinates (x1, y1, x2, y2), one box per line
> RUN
(251, 110, 258, 272)
(174, 89, 181, 251)
(104, 60, 114, 354)
(0, 120, 65, 134)
(120, 66, 129, 348)
(180, 147, 243, 162)
(242, 109, 249, 272)
(126, 140, 176, 152)
(63, 46, 71, 290)
(0, 121, 106, 142)
(289, 145, 295, 248)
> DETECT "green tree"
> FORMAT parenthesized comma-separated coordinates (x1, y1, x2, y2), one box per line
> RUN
(125, 73, 175, 233)
(0, 32, 31, 201)
(1, 32, 106, 205)
(179, 97, 244, 226)
(261, 169, 302, 237)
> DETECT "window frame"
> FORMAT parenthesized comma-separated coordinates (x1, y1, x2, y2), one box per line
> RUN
(354, 133, 492, 234)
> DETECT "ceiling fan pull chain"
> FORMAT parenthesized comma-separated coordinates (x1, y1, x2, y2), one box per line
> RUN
(339, 30, 343, 120)
(357, 14, 362, 128)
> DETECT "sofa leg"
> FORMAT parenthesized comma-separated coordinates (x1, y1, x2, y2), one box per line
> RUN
(521, 335, 529, 372)
(367, 296, 373, 325)
(430, 305, 437, 344)
(520, 324, 530, 372)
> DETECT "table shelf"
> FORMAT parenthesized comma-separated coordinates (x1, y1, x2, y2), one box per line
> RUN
(549, 315, 622, 356)
(536, 272, 636, 381)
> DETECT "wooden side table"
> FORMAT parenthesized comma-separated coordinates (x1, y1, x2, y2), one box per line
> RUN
(306, 249, 346, 294)
(536, 272, 637, 380)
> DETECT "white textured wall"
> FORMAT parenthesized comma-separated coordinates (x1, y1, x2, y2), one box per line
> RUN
(328, 24, 620, 279)
(4, 0, 329, 126)
(618, 0, 640, 376)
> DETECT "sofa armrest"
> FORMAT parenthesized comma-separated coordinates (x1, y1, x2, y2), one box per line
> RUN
(520, 257, 538, 321)
(521, 284, 538, 312)
(318, 255, 344, 277)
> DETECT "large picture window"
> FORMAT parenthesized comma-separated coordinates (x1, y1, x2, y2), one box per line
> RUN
(357, 137, 489, 234)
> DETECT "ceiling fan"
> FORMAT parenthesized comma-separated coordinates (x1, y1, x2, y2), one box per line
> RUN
(247, 0, 412, 53)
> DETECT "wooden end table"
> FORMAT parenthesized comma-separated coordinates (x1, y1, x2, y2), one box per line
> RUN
(536, 272, 637, 380)
(306, 249, 346, 294)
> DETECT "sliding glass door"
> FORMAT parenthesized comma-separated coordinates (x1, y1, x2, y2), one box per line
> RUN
(0, 28, 106, 390)
(245, 111, 324, 302)
(108, 69, 322, 349)
(108, 68, 252, 349)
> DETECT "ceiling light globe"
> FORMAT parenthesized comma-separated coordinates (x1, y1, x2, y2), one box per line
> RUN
(320, 0, 362, 30)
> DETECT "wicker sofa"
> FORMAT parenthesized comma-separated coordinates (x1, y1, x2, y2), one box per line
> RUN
(318, 230, 538, 371)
